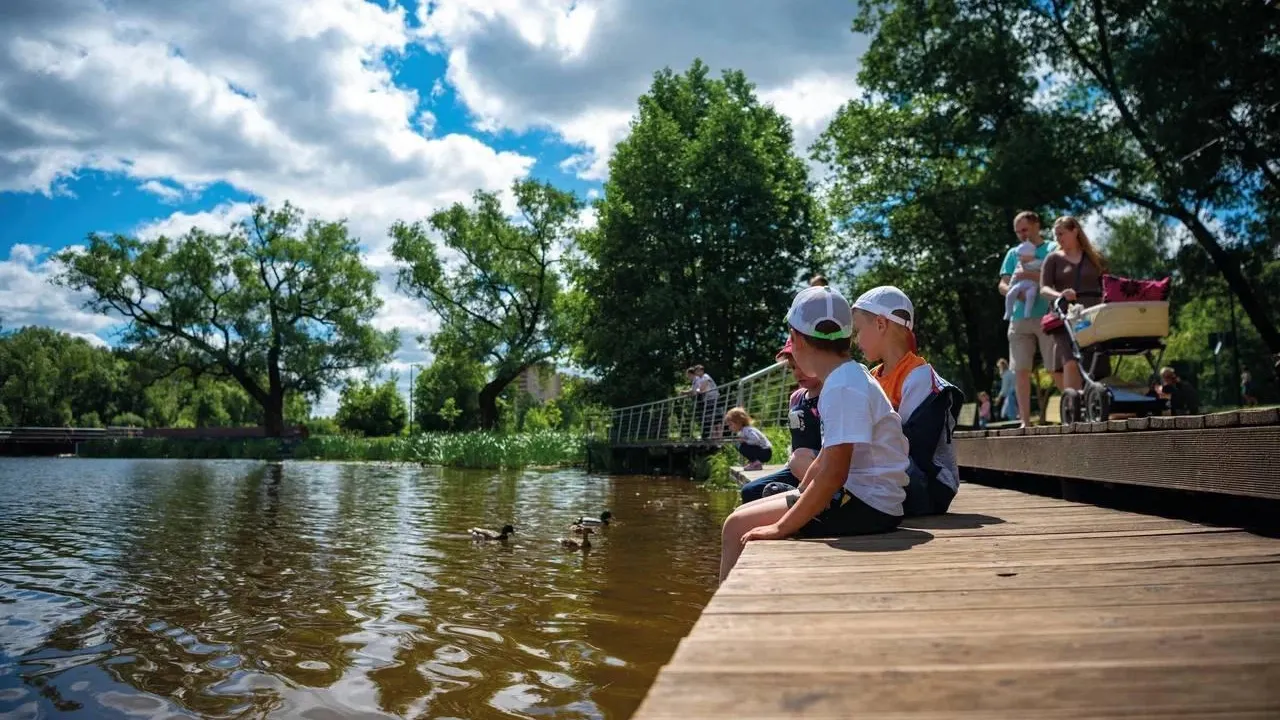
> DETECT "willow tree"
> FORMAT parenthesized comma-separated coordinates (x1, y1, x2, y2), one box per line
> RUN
(390, 179, 577, 429)
(55, 203, 397, 436)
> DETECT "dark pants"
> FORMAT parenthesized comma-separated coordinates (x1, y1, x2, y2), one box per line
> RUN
(695, 396, 716, 438)
(737, 442, 772, 464)
(740, 466, 800, 504)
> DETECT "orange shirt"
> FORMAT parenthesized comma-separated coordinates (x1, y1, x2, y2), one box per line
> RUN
(869, 352, 928, 410)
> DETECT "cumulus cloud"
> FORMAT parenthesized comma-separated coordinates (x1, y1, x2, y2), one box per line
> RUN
(2, 0, 874, 397)
(1, 0, 536, 366)
(419, 0, 868, 178)
(0, 243, 118, 339)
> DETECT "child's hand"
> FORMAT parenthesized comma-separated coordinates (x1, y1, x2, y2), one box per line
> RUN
(740, 523, 788, 545)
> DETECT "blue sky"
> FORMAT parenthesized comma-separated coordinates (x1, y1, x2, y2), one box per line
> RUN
(0, 0, 869, 412)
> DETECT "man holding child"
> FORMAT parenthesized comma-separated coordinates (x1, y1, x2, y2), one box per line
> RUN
(997, 211, 1058, 428)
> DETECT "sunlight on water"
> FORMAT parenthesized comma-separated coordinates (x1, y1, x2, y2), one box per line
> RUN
(0, 458, 737, 719)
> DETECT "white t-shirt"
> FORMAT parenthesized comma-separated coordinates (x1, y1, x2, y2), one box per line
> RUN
(692, 373, 719, 400)
(818, 361, 910, 516)
(898, 365, 960, 492)
(739, 425, 772, 449)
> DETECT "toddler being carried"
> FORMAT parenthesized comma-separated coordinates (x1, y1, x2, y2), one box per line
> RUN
(1003, 239, 1042, 320)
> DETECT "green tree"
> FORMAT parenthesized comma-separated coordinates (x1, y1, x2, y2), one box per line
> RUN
(54, 202, 397, 436)
(335, 379, 408, 437)
(411, 347, 487, 432)
(1099, 212, 1173, 281)
(816, 0, 1091, 391)
(1032, 0, 1280, 356)
(391, 179, 577, 429)
(0, 326, 127, 427)
(568, 60, 821, 407)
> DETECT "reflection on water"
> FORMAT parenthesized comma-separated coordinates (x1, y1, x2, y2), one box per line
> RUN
(0, 459, 736, 719)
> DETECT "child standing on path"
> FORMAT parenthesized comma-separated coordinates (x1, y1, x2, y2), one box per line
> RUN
(724, 407, 772, 471)
(718, 285, 909, 583)
(853, 286, 964, 517)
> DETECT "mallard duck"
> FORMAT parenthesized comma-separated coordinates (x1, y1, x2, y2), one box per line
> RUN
(575, 511, 613, 528)
(560, 528, 593, 550)
(470, 524, 515, 541)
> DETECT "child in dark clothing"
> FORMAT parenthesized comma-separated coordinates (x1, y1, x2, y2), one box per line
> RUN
(724, 407, 772, 470)
(739, 338, 822, 503)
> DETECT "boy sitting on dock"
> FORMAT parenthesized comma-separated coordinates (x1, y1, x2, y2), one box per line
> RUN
(719, 285, 909, 583)
(852, 286, 964, 516)
(737, 337, 822, 503)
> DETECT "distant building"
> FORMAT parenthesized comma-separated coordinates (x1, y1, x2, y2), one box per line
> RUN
(518, 364, 563, 403)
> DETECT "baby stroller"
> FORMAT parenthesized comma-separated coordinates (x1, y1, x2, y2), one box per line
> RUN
(1055, 276, 1172, 424)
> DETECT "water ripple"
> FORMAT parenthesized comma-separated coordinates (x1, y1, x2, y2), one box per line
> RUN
(0, 458, 735, 718)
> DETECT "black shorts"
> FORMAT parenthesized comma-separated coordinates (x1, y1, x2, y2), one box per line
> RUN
(785, 486, 902, 538)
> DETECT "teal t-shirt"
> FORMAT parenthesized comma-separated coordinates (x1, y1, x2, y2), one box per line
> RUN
(1000, 239, 1058, 320)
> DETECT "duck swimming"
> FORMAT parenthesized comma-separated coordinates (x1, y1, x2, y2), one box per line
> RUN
(560, 527, 593, 550)
(470, 524, 515, 541)
(575, 511, 613, 528)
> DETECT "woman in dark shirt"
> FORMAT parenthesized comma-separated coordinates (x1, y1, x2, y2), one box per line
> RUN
(1040, 216, 1107, 393)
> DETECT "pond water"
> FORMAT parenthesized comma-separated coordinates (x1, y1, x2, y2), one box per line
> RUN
(0, 459, 737, 719)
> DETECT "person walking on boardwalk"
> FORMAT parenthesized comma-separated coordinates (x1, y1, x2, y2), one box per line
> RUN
(685, 365, 719, 439)
(1039, 215, 1109, 393)
(998, 211, 1057, 428)
(718, 285, 908, 583)
(853, 286, 964, 517)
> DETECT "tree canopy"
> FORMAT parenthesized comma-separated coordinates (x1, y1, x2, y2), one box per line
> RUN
(391, 179, 578, 429)
(54, 203, 397, 436)
(568, 59, 822, 406)
(335, 379, 408, 437)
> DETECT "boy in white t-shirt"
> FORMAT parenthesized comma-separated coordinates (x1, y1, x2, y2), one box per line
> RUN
(718, 285, 909, 583)
(1002, 239, 1042, 320)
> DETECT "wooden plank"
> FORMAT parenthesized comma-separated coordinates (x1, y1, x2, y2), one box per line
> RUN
(1240, 407, 1279, 426)
(687, 601, 1280, 638)
(705, 580, 1280, 614)
(955, 425, 1280, 499)
(719, 560, 1280, 595)
(634, 664, 1280, 718)
(634, 481, 1280, 719)
(668, 626, 1280, 668)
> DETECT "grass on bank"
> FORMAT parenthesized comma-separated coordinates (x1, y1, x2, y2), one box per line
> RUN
(77, 430, 587, 469)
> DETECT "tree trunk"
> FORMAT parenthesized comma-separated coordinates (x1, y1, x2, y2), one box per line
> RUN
(264, 345, 285, 437)
(263, 390, 286, 438)
(478, 382, 502, 431)
(477, 363, 536, 430)
(1180, 211, 1280, 358)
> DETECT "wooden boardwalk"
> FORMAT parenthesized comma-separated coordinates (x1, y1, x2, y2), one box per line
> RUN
(632, 469, 1280, 718)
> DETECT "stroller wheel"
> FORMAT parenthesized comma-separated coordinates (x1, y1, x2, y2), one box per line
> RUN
(1060, 389, 1081, 425)
(1084, 386, 1112, 423)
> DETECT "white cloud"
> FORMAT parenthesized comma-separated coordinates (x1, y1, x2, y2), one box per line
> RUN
(0, 243, 118, 339)
(419, 0, 868, 178)
(137, 180, 188, 203)
(135, 201, 256, 240)
(1, 0, 536, 380)
(2, 0, 876, 409)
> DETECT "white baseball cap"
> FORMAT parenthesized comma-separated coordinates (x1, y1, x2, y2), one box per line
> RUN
(786, 286, 853, 340)
(852, 286, 915, 330)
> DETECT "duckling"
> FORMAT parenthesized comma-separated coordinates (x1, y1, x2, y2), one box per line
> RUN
(560, 527, 593, 550)
(470, 524, 515, 541)
(574, 511, 613, 528)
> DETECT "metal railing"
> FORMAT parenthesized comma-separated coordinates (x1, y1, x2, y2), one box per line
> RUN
(0, 426, 145, 443)
(592, 361, 796, 445)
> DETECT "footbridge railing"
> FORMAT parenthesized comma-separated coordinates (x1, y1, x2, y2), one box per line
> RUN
(593, 362, 796, 446)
